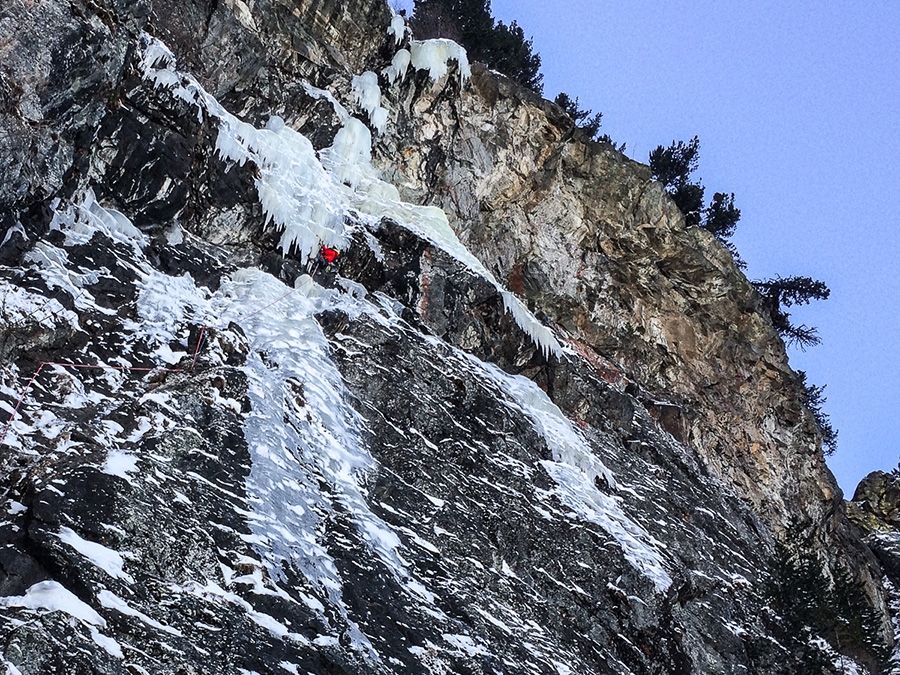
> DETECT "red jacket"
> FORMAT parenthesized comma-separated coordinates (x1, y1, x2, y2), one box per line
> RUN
(321, 247, 339, 264)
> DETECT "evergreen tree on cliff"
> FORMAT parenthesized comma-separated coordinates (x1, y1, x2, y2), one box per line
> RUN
(410, 0, 543, 92)
(752, 276, 830, 348)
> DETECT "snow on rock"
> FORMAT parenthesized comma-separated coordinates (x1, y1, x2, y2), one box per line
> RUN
(101, 450, 139, 482)
(410, 39, 471, 83)
(0, 280, 78, 330)
(89, 626, 124, 659)
(58, 527, 135, 583)
(440, 339, 671, 591)
(0, 580, 106, 627)
(97, 589, 182, 636)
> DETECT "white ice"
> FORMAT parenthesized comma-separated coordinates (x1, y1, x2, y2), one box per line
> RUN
(410, 39, 471, 83)
(351, 72, 389, 134)
(383, 49, 412, 85)
(388, 11, 407, 45)
(213, 269, 444, 649)
(138, 33, 559, 357)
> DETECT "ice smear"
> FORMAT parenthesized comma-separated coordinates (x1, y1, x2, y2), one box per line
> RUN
(0, 221, 26, 248)
(303, 83, 351, 122)
(49, 189, 147, 251)
(58, 527, 134, 583)
(23, 243, 109, 315)
(138, 33, 560, 357)
(0, 580, 106, 627)
(216, 269, 438, 648)
(437, 340, 671, 591)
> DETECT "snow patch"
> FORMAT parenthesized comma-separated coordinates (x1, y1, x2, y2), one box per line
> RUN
(90, 626, 124, 659)
(97, 589, 181, 635)
(58, 527, 134, 583)
(102, 450, 139, 482)
(0, 580, 105, 627)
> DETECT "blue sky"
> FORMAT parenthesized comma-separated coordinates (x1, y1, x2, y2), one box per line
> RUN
(397, 1, 900, 493)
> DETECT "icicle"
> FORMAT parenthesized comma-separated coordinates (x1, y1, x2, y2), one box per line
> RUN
(410, 39, 471, 83)
(383, 49, 412, 85)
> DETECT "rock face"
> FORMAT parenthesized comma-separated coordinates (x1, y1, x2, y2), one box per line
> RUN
(0, 1, 895, 674)
(850, 472, 900, 591)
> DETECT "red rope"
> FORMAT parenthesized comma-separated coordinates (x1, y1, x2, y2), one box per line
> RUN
(0, 363, 47, 447)
(0, 329, 206, 447)
(189, 326, 207, 371)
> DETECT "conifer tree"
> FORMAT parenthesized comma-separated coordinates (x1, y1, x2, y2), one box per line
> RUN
(704, 192, 741, 241)
(752, 276, 830, 348)
(554, 93, 603, 139)
(764, 539, 890, 670)
(649, 136, 705, 226)
(796, 370, 838, 455)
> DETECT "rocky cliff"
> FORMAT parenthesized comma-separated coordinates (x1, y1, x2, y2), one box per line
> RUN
(0, 1, 894, 673)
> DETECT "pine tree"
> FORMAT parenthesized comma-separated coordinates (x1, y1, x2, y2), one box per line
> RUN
(765, 540, 890, 669)
(554, 93, 603, 139)
(703, 192, 741, 241)
(648, 136, 705, 226)
(486, 21, 543, 92)
(796, 370, 838, 455)
(831, 568, 890, 667)
(764, 542, 834, 673)
(752, 276, 830, 349)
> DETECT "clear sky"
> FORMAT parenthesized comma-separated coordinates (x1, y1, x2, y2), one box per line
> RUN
(396, 1, 900, 494)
